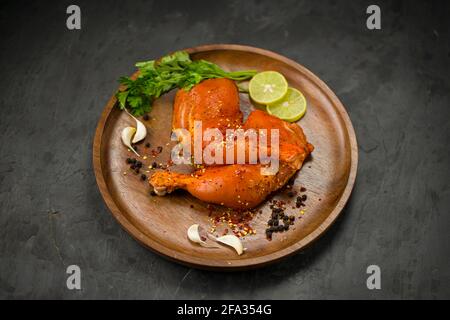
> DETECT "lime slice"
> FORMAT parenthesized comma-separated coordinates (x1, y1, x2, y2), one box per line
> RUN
(249, 71, 288, 104)
(266, 87, 307, 122)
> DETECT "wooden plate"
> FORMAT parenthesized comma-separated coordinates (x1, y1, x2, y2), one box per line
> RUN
(93, 44, 358, 270)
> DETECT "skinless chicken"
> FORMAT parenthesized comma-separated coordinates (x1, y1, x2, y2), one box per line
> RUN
(150, 78, 313, 209)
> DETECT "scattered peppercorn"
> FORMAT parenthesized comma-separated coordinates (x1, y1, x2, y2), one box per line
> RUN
(150, 190, 156, 196)
(152, 161, 158, 168)
(126, 158, 133, 164)
(295, 196, 304, 208)
(134, 168, 140, 174)
(141, 174, 147, 181)
(300, 187, 306, 192)
(135, 161, 143, 168)
(301, 194, 307, 201)
(143, 114, 150, 121)
(156, 146, 163, 153)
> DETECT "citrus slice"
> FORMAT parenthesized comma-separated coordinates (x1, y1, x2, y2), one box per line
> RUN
(249, 71, 288, 104)
(266, 87, 307, 122)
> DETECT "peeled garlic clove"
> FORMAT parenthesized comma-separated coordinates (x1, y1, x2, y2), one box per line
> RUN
(121, 127, 139, 156)
(124, 109, 147, 143)
(132, 117, 147, 143)
(187, 224, 219, 248)
(214, 235, 244, 255)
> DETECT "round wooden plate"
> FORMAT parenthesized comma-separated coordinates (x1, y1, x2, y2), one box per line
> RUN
(93, 44, 358, 270)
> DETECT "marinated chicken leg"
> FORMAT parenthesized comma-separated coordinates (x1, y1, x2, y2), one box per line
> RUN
(150, 79, 313, 209)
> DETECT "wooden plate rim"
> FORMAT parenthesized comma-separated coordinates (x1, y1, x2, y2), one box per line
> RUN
(92, 44, 358, 270)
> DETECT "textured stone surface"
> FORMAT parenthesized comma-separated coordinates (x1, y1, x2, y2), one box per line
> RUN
(0, 0, 449, 299)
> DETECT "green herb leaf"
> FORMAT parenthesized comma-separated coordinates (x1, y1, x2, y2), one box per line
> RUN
(116, 51, 257, 116)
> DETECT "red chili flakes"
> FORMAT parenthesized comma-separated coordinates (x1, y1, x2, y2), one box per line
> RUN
(207, 206, 257, 238)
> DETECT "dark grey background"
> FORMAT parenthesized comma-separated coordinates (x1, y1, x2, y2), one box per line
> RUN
(0, 0, 449, 299)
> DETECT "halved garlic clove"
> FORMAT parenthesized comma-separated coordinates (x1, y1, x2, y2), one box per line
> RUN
(187, 224, 219, 248)
(124, 109, 147, 143)
(121, 127, 140, 156)
(214, 235, 244, 255)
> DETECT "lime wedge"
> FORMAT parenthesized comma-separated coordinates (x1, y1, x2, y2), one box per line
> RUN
(266, 87, 307, 122)
(249, 71, 288, 104)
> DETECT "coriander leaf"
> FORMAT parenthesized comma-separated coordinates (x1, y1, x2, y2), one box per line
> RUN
(116, 50, 257, 116)
(116, 91, 129, 109)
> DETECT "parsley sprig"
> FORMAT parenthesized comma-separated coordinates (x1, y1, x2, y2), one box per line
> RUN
(116, 51, 257, 116)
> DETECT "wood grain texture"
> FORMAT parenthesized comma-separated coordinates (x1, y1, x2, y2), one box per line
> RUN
(93, 44, 358, 270)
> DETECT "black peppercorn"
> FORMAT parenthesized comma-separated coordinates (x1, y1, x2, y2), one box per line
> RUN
(143, 114, 149, 121)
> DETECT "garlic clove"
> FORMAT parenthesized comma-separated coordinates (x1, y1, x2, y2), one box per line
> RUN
(132, 117, 147, 143)
(214, 235, 244, 255)
(121, 127, 139, 156)
(187, 224, 219, 248)
(124, 109, 147, 143)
